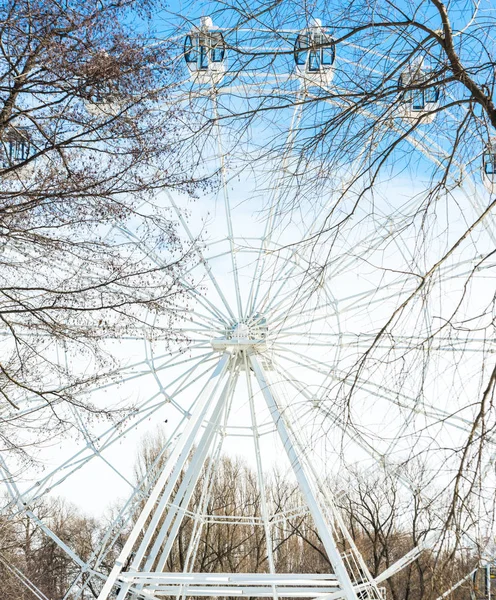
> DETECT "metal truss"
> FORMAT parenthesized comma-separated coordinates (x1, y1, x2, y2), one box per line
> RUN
(95, 349, 381, 600)
(1, 16, 495, 600)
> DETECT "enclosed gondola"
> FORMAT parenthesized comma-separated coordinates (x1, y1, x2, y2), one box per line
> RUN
(81, 51, 125, 117)
(1, 127, 34, 180)
(482, 139, 496, 194)
(184, 17, 226, 84)
(397, 63, 440, 123)
(294, 18, 335, 86)
(83, 84, 123, 117)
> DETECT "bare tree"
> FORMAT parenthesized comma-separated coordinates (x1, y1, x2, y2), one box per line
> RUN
(0, 0, 209, 459)
(270, 463, 479, 600)
(199, 0, 496, 196)
(0, 496, 99, 599)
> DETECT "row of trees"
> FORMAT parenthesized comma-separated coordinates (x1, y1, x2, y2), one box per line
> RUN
(0, 436, 481, 600)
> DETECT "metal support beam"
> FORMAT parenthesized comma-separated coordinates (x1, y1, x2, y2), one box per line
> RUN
(97, 353, 231, 600)
(249, 354, 358, 600)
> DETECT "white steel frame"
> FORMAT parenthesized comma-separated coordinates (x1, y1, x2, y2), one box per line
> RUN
(1, 18, 495, 600)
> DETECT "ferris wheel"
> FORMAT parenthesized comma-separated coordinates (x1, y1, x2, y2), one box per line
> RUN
(1, 15, 496, 600)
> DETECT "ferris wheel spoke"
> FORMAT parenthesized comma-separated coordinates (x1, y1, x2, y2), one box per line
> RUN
(341, 339, 494, 353)
(260, 223, 391, 318)
(322, 203, 435, 281)
(149, 353, 217, 398)
(153, 353, 219, 410)
(165, 193, 236, 323)
(143, 355, 218, 415)
(35, 344, 187, 420)
(118, 222, 229, 326)
(274, 332, 494, 353)
(72, 345, 213, 399)
(15, 352, 219, 510)
(269, 299, 339, 341)
(14, 393, 164, 509)
(262, 260, 330, 318)
(8, 347, 185, 416)
(279, 348, 458, 425)
(210, 94, 244, 321)
(70, 405, 138, 491)
(265, 282, 321, 327)
(174, 319, 223, 333)
(254, 241, 355, 321)
(147, 352, 217, 412)
(274, 345, 481, 444)
(254, 235, 353, 323)
(329, 255, 496, 319)
(272, 309, 340, 336)
(272, 253, 492, 335)
(172, 329, 220, 340)
(256, 260, 301, 316)
(271, 345, 341, 400)
(257, 254, 337, 322)
(181, 300, 229, 330)
(246, 91, 306, 317)
(270, 284, 372, 332)
(258, 212, 413, 323)
(64, 340, 217, 408)
(332, 367, 479, 440)
(180, 240, 247, 326)
(459, 183, 496, 246)
(144, 344, 214, 375)
(172, 307, 227, 333)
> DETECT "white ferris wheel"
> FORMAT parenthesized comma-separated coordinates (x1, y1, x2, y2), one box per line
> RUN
(2, 14, 496, 600)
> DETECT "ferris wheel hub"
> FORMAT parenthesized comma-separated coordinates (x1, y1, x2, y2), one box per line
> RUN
(211, 317, 268, 352)
(211, 336, 267, 352)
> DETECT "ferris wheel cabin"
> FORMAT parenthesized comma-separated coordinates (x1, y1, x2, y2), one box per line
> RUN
(294, 18, 335, 86)
(184, 17, 226, 85)
(80, 51, 126, 117)
(1, 127, 34, 180)
(397, 66, 440, 123)
(83, 84, 123, 117)
(482, 140, 496, 193)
